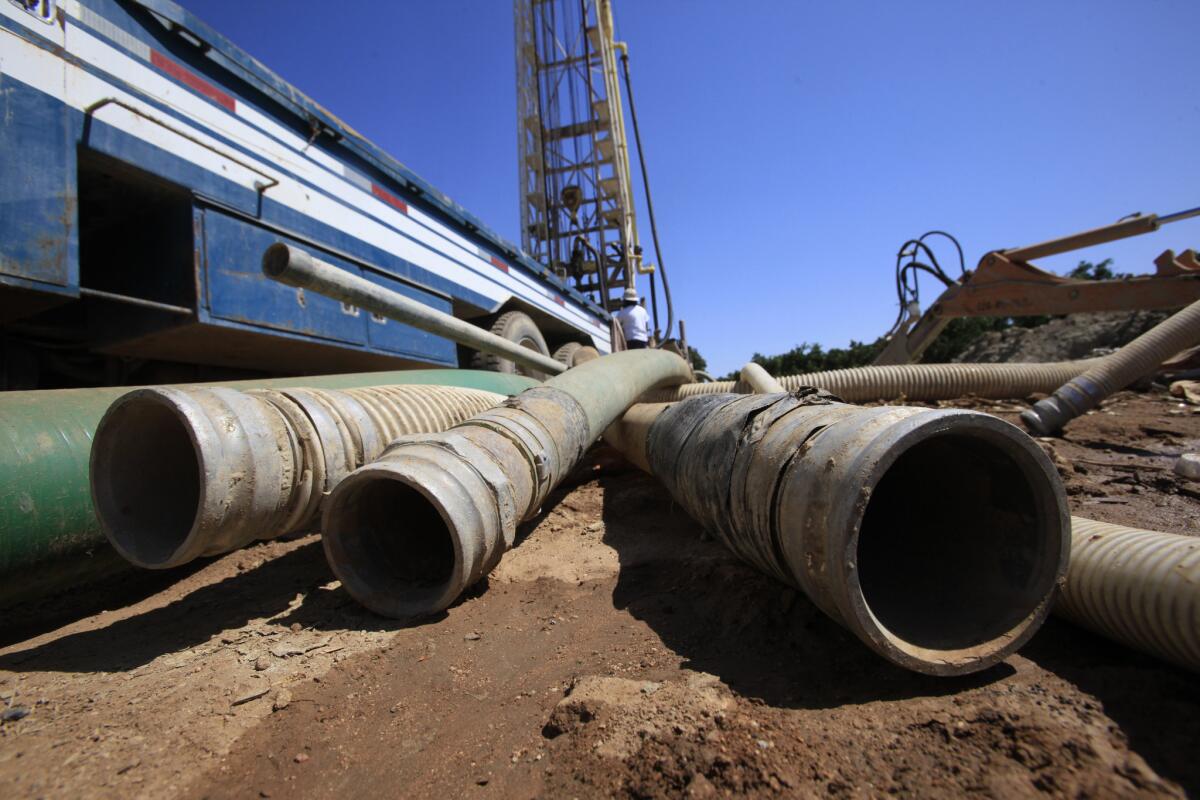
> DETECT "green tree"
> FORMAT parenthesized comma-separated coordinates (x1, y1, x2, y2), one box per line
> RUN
(1068, 258, 1127, 281)
(688, 346, 707, 372)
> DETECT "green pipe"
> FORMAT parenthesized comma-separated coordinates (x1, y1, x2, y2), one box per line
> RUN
(0, 369, 536, 608)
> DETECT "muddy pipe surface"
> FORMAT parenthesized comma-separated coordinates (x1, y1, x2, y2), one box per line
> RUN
(320, 350, 692, 618)
(90, 385, 505, 569)
(607, 391, 1070, 676)
(1021, 298, 1200, 435)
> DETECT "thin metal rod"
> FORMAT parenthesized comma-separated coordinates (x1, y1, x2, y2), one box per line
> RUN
(78, 287, 193, 316)
(1158, 205, 1200, 225)
(262, 244, 566, 376)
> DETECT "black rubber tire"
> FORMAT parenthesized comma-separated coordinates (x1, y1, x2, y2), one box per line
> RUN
(553, 342, 600, 368)
(471, 311, 551, 377)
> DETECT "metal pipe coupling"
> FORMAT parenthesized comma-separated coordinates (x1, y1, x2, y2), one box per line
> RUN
(91, 385, 502, 569)
(321, 387, 591, 618)
(642, 391, 1070, 675)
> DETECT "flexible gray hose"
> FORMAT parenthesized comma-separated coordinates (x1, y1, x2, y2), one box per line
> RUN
(738, 362, 784, 393)
(1058, 517, 1200, 671)
(607, 391, 1069, 676)
(643, 359, 1102, 403)
(91, 384, 503, 569)
(1022, 298, 1200, 434)
(321, 350, 692, 618)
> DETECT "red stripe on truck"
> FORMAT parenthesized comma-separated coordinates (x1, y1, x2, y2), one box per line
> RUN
(489, 256, 510, 273)
(371, 184, 409, 214)
(150, 51, 236, 112)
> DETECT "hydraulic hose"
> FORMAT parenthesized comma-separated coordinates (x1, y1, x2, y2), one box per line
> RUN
(1057, 518, 1199, 671)
(619, 51, 674, 342)
(320, 350, 691, 618)
(91, 385, 505, 569)
(605, 391, 1069, 676)
(0, 369, 534, 608)
(1021, 298, 1200, 434)
(643, 359, 1103, 404)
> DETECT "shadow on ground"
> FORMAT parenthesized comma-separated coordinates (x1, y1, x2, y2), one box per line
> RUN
(596, 469, 1012, 710)
(1022, 619, 1200, 794)
(596, 465, 1200, 793)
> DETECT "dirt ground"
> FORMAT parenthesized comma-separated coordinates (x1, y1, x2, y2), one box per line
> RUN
(1, 388, 1198, 799)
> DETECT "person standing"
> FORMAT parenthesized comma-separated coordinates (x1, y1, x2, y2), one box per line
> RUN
(614, 286, 651, 350)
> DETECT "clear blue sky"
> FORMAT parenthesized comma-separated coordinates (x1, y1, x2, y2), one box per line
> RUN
(183, 1, 1200, 377)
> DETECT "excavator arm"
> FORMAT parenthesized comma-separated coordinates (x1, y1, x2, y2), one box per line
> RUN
(875, 210, 1200, 365)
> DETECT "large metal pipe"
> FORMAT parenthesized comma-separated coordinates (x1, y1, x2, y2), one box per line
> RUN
(1057, 517, 1199, 671)
(262, 244, 567, 377)
(605, 392, 1069, 676)
(91, 384, 505, 569)
(0, 369, 535, 608)
(1021, 297, 1200, 434)
(320, 350, 691, 618)
(733, 364, 1200, 671)
(643, 359, 1103, 404)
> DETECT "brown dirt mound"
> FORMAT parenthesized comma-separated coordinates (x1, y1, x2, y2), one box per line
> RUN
(955, 310, 1171, 363)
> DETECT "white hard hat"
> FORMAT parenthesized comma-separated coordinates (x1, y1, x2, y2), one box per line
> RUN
(622, 286, 638, 303)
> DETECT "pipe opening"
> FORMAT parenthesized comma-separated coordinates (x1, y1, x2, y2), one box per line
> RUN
(327, 477, 456, 613)
(856, 432, 1060, 655)
(93, 398, 200, 567)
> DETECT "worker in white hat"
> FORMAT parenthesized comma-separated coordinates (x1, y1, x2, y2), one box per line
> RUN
(614, 285, 651, 350)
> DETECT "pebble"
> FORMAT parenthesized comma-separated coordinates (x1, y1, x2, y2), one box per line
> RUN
(272, 689, 292, 712)
(1, 706, 30, 723)
(1175, 453, 1200, 481)
(254, 657, 270, 672)
(293, 752, 309, 764)
(464, 632, 481, 641)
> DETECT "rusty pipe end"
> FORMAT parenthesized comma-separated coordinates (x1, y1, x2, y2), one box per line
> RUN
(829, 412, 1070, 675)
(90, 389, 213, 569)
(261, 242, 310, 286)
(91, 387, 296, 569)
(320, 439, 512, 619)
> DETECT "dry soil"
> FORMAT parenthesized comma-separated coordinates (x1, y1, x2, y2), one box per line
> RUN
(1, 388, 1197, 799)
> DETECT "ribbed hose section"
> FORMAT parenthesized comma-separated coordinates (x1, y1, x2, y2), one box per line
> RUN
(320, 350, 693, 619)
(1022, 298, 1200, 434)
(342, 385, 502, 443)
(642, 360, 1102, 403)
(1057, 517, 1200, 671)
(625, 391, 1069, 676)
(91, 384, 504, 569)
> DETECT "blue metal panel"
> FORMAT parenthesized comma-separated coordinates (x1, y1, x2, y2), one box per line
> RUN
(253, 198, 495, 313)
(121, 0, 606, 318)
(361, 271, 456, 364)
(0, 73, 77, 288)
(202, 209, 365, 346)
(80, 105, 262, 216)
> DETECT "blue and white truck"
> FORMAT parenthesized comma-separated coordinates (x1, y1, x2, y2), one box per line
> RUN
(0, 0, 613, 389)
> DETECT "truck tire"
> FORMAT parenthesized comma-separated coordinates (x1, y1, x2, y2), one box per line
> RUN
(471, 311, 551, 377)
(553, 342, 601, 368)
